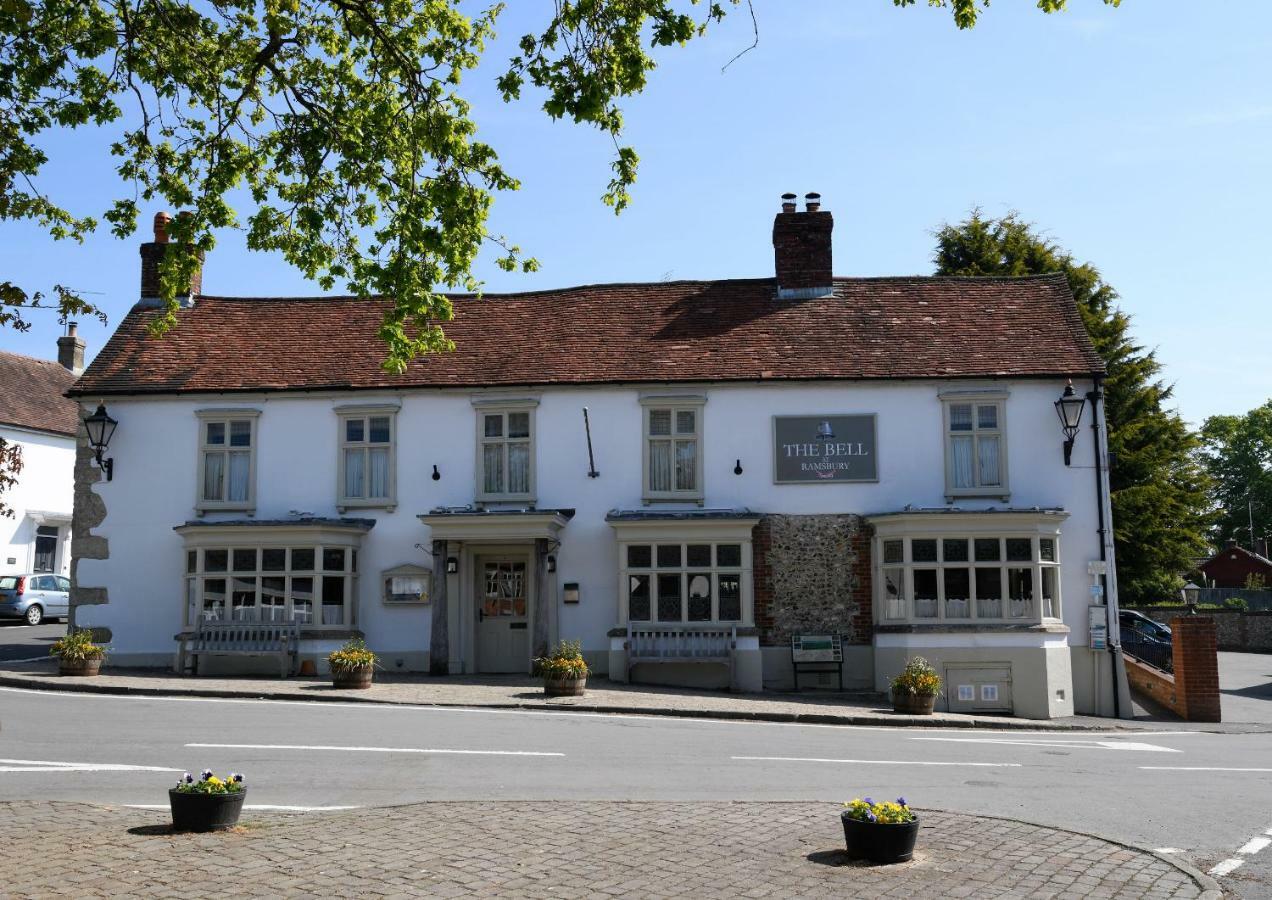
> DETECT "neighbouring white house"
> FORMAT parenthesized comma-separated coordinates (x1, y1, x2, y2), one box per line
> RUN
(68, 196, 1132, 719)
(0, 327, 85, 579)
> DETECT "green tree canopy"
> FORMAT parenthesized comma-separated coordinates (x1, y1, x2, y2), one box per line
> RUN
(932, 212, 1211, 604)
(2, 0, 1118, 367)
(1200, 401, 1272, 551)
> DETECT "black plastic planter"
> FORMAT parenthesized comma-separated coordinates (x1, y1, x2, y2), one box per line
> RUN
(168, 789, 247, 832)
(841, 812, 919, 864)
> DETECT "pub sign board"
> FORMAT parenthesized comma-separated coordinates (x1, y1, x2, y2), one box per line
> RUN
(773, 415, 878, 483)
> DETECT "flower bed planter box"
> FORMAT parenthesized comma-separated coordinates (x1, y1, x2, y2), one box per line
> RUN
(332, 668, 374, 689)
(841, 812, 920, 864)
(58, 658, 102, 677)
(168, 789, 247, 832)
(544, 675, 586, 697)
(891, 693, 936, 715)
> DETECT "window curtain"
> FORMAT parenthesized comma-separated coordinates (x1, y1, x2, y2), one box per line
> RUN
(483, 444, 503, 493)
(508, 442, 530, 494)
(203, 452, 225, 501)
(649, 440, 672, 492)
(950, 436, 974, 488)
(227, 451, 250, 502)
(345, 448, 365, 498)
(368, 447, 390, 498)
(977, 435, 1001, 486)
(674, 440, 697, 491)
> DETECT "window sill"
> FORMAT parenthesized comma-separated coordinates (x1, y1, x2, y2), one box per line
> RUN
(195, 504, 256, 516)
(875, 622, 1070, 635)
(338, 501, 396, 513)
(476, 496, 537, 507)
(642, 496, 706, 507)
(609, 624, 759, 637)
(944, 490, 1011, 502)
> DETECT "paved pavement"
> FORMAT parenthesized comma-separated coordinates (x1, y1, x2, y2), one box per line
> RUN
(1218, 652, 1272, 725)
(0, 659, 1240, 732)
(0, 800, 1215, 898)
(0, 619, 63, 662)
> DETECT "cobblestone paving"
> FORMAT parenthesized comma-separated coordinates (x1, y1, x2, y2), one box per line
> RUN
(0, 801, 1207, 899)
(0, 662, 1138, 731)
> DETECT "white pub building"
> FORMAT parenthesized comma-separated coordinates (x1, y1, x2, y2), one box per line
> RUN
(68, 196, 1128, 719)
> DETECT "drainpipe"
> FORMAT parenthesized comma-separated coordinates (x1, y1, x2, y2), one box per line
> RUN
(1087, 377, 1130, 718)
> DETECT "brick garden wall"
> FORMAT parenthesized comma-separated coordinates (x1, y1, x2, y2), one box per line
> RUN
(753, 514, 872, 647)
(1121, 615, 1221, 722)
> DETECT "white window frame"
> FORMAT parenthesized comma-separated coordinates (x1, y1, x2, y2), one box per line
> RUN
(336, 404, 399, 512)
(472, 397, 538, 505)
(870, 512, 1066, 628)
(177, 526, 365, 631)
(941, 390, 1009, 500)
(195, 409, 261, 514)
(640, 394, 706, 504)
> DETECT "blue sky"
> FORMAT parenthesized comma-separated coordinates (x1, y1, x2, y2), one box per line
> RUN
(4, 0, 1269, 426)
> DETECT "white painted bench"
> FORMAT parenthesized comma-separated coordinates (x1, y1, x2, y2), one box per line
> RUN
(177, 618, 300, 678)
(626, 624, 737, 687)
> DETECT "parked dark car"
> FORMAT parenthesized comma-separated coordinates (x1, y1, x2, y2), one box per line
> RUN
(1119, 609, 1172, 644)
(0, 574, 70, 625)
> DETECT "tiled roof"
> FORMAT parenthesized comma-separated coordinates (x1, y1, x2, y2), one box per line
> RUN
(0, 351, 79, 435)
(70, 274, 1104, 396)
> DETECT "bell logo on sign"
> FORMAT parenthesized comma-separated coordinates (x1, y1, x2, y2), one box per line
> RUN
(773, 415, 878, 483)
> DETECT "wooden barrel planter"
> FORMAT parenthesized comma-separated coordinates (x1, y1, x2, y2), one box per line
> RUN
(58, 658, 103, 677)
(891, 693, 936, 715)
(333, 668, 374, 689)
(543, 675, 586, 697)
(841, 812, 920, 864)
(169, 789, 247, 833)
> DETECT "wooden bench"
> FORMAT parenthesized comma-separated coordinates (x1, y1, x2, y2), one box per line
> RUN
(177, 618, 300, 678)
(626, 624, 737, 688)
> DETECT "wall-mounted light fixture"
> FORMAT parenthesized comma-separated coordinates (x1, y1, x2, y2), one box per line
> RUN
(547, 555, 557, 574)
(733, 459, 743, 475)
(445, 556, 458, 575)
(1053, 382, 1087, 466)
(562, 582, 580, 604)
(83, 403, 118, 481)
(431, 464, 441, 481)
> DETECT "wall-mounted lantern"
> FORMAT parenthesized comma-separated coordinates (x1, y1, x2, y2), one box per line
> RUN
(562, 582, 580, 604)
(547, 555, 557, 574)
(445, 556, 459, 575)
(83, 403, 118, 481)
(1053, 382, 1087, 466)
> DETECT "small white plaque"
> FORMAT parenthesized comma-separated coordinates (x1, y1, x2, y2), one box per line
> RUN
(1087, 560, 1108, 576)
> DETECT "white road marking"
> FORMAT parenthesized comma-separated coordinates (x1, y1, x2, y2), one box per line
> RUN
(1154, 848, 1184, 854)
(126, 804, 360, 812)
(1238, 836, 1272, 855)
(0, 685, 1198, 736)
(1, 656, 52, 664)
(1210, 858, 1245, 877)
(1141, 766, 1272, 772)
(0, 757, 182, 773)
(186, 742, 564, 757)
(911, 737, 1181, 753)
(732, 756, 1022, 767)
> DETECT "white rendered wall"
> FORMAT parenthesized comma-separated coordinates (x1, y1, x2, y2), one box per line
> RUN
(0, 425, 74, 576)
(76, 377, 1108, 681)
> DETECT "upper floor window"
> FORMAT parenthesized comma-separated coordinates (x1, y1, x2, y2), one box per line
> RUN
(642, 395, 705, 503)
(338, 406, 397, 511)
(197, 410, 260, 513)
(942, 392, 1007, 498)
(474, 398, 537, 503)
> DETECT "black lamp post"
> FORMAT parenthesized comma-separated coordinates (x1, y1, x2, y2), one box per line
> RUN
(1054, 382, 1087, 466)
(83, 404, 118, 481)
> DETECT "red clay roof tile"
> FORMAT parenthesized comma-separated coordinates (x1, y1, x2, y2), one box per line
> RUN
(0, 351, 79, 435)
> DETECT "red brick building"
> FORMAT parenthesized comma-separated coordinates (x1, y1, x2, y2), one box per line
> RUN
(1198, 541, 1272, 589)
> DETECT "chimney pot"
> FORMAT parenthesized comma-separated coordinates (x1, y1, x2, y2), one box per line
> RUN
(153, 211, 172, 243)
(780, 192, 797, 213)
(804, 192, 821, 212)
(57, 320, 86, 375)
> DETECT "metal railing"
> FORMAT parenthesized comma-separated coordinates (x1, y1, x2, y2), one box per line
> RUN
(1122, 635, 1173, 673)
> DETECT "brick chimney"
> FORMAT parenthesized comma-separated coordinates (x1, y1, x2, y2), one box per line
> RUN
(139, 210, 203, 307)
(57, 322, 85, 375)
(772, 191, 834, 299)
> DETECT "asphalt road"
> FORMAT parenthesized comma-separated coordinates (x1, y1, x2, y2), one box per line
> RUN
(0, 686, 1270, 896)
(0, 620, 64, 662)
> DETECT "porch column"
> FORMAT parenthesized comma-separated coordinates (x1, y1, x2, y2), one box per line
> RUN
(533, 538, 550, 658)
(429, 539, 449, 675)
